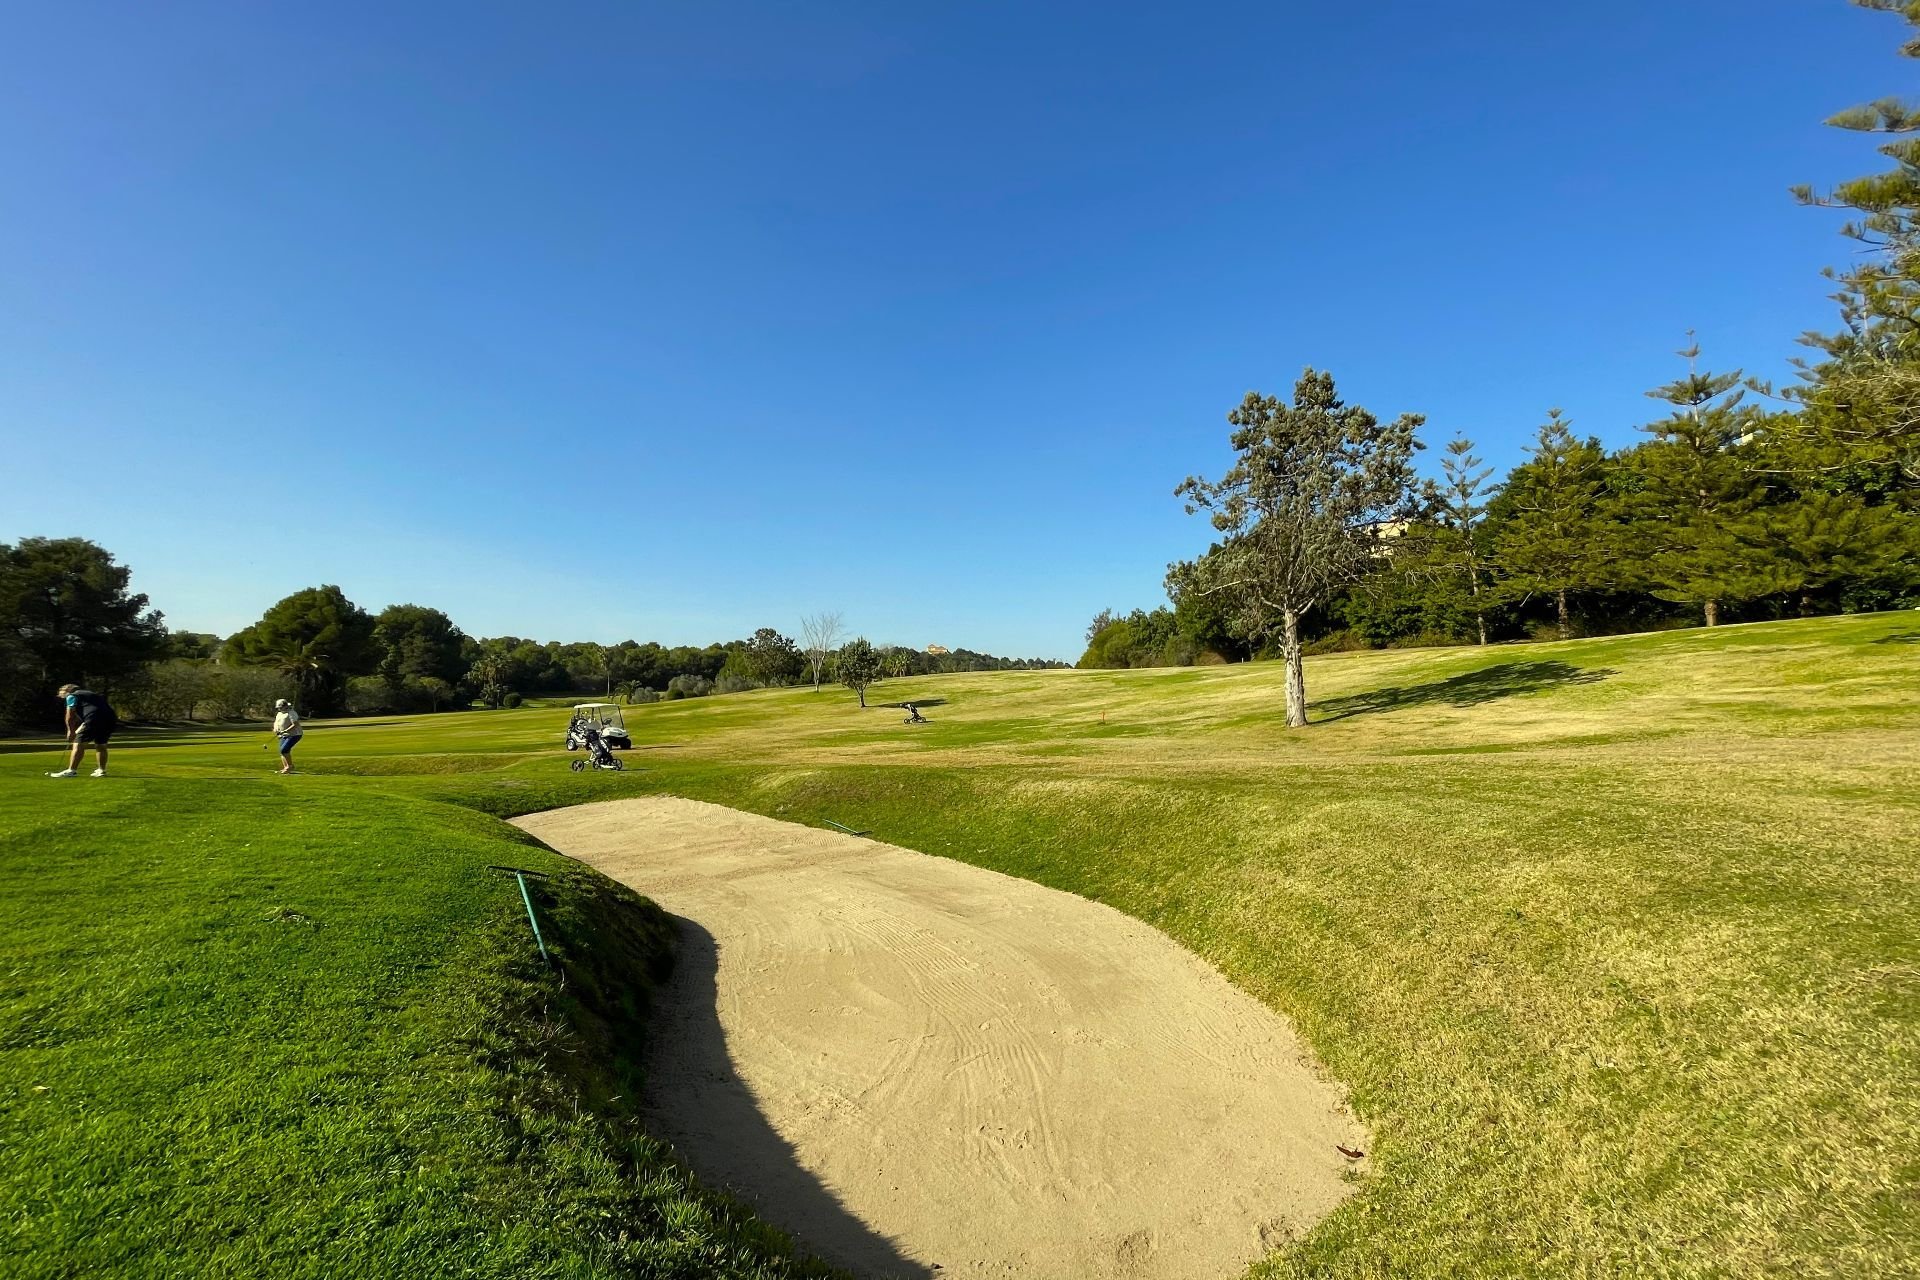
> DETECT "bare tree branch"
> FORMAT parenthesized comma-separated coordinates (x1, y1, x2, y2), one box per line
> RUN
(798, 611, 845, 692)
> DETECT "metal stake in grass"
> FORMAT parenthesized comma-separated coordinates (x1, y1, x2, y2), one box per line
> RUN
(487, 865, 552, 963)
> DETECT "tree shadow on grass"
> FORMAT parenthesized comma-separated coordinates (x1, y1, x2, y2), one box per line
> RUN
(1313, 661, 1616, 723)
(0, 739, 65, 755)
(0, 724, 262, 754)
(1872, 632, 1920, 645)
(645, 917, 931, 1278)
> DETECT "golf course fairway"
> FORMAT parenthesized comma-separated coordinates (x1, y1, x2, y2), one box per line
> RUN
(2, 612, 1915, 1278)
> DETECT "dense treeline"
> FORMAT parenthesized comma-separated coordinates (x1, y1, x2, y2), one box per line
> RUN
(0, 545, 1064, 730)
(1086, 6, 1920, 673)
(1082, 369, 1919, 668)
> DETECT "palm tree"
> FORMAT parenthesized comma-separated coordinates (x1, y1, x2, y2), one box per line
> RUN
(264, 636, 333, 708)
(468, 655, 509, 709)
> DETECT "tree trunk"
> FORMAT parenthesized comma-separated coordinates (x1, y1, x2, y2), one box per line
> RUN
(1704, 599, 1720, 627)
(857, 685, 867, 708)
(1467, 570, 1487, 646)
(1555, 589, 1570, 639)
(1281, 607, 1307, 729)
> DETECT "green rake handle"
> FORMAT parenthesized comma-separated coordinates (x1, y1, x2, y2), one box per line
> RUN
(487, 865, 551, 963)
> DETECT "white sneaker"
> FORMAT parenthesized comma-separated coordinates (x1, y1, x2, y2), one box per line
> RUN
(47, 769, 77, 778)
(90, 769, 107, 778)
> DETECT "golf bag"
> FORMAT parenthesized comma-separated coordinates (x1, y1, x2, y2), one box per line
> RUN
(569, 723, 625, 772)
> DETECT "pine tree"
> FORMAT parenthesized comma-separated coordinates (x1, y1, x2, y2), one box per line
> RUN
(1790, 0, 1920, 486)
(1490, 410, 1611, 638)
(1628, 339, 1780, 626)
(1173, 369, 1422, 727)
(1752, 490, 1917, 612)
(225, 585, 378, 714)
(0, 537, 168, 730)
(1427, 435, 1496, 645)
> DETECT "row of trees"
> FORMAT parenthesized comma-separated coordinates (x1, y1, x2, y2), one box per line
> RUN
(1088, 352, 1915, 724)
(1088, 2, 1920, 725)
(0, 544, 1063, 729)
(1087, 354, 1916, 665)
(806, 634, 1066, 707)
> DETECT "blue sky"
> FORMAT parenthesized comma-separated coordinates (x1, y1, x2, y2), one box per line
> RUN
(0, 1, 1900, 657)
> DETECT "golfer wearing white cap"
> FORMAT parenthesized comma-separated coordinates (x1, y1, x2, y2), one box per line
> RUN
(271, 699, 303, 774)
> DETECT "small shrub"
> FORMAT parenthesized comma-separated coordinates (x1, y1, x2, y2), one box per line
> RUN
(1526, 619, 1596, 642)
(502, 692, 524, 708)
(713, 674, 762, 695)
(1386, 631, 1468, 651)
(1303, 630, 1373, 655)
(666, 674, 713, 700)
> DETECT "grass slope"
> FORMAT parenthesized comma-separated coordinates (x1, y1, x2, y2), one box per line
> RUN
(0, 780, 839, 1278)
(3, 612, 1916, 1277)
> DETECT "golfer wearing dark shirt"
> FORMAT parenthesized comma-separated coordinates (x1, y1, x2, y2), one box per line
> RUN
(49, 684, 116, 778)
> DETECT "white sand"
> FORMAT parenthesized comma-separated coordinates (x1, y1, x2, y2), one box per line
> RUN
(514, 797, 1365, 1279)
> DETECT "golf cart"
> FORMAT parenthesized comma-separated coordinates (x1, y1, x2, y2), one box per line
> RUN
(566, 702, 632, 752)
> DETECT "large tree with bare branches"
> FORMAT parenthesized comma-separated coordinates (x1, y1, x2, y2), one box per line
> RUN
(1171, 369, 1421, 727)
(798, 611, 845, 692)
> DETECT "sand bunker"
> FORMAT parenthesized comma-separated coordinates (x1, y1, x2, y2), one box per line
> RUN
(513, 797, 1365, 1279)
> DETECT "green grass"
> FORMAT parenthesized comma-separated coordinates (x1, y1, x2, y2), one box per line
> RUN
(3, 612, 1917, 1277)
(0, 782, 841, 1277)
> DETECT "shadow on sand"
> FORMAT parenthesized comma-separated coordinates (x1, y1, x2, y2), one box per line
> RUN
(1313, 660, 1616, 723)
(646, 917, 930, 1279)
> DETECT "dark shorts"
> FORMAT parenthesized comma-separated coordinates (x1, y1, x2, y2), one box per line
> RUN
(278, 733, 303, 754)
(75, 717, 114, 744)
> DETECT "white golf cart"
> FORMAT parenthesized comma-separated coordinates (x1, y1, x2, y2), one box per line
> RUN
(565, 702, 633, 751)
